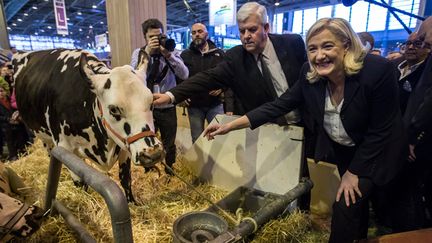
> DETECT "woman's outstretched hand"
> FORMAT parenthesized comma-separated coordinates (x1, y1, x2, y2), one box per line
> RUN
(202, 115, 252, 140)
(203, 123, 232, 140)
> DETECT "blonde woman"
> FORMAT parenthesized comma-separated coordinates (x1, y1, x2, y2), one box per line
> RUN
(203, 18, 405, 242)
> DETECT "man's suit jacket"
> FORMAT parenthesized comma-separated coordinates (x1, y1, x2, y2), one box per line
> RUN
(247, 54, 405, 186)
(170, 34, 307, 114)
(406, 55, 432, 146)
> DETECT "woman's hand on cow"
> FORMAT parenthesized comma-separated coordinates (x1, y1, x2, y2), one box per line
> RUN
(203, 115, 252, 140)
(336, 170, 362, 207)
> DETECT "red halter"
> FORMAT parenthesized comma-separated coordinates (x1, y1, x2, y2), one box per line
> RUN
(97, 100, 156, 150)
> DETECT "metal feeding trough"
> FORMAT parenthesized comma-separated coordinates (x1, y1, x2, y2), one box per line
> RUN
(172, 179, 313, 243)
(173, 211, 228, 243)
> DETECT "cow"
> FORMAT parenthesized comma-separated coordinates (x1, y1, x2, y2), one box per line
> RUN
(12, 49, 164, 203)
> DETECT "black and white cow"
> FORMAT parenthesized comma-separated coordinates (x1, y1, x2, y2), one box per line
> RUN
(12, 49, 163, 202)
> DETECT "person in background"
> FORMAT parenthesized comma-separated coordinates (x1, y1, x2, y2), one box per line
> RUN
(370, 49, 382, 56)
(202, 18, 404, 242)
(130, 18, 188, 174)
(396, 16, 432, 230)
(386, 51, 403, 60)
(0, 77, 15, 161)
(180, 23, 227, 143)
(358, 31, 375, 51)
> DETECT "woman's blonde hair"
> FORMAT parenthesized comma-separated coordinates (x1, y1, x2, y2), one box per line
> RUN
(306, 18, 367, 83)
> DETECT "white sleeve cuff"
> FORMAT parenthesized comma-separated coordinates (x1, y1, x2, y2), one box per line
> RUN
(166, 91, 175, 104)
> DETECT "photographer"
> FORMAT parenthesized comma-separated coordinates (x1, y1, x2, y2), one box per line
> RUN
(130, 18, 188, 175)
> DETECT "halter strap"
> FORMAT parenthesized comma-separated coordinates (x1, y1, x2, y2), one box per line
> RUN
(97, 100, 156, 150)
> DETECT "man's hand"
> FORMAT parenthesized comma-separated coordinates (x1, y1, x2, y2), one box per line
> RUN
(160, 45, 171, 59)
(153, 93, 172, 106)
(336, 170, 362, 207)
(209, 89, 222, 96)
(408, 144, 416, 162)
(145, 36, 160, 55)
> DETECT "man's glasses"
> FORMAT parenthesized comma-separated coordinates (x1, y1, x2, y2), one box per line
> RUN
(402, 40, 431, 49)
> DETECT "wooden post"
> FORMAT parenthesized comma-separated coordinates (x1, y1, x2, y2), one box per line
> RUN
(105, 0, 166, 67)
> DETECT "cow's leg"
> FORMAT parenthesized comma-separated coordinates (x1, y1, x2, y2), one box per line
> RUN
(119, 157, 136, 203)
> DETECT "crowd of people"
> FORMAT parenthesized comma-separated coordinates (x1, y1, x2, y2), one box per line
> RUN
(0, 48, 32, 161)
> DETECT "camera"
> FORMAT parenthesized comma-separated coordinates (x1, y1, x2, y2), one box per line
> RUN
(158, 34, 176, 52)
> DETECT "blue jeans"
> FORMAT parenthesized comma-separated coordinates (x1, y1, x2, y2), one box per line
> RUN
(187, 104, 224, 143)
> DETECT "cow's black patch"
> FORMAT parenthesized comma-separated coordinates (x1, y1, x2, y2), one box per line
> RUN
(144, 137, 152, 147)
(124, 122, 131, 135)
(104, 79, 111, 89)
(84, 148, 98, 163)
(141, 125, 150, 132)
(92, 145, 106, 163)
(131, 70, 136, 74)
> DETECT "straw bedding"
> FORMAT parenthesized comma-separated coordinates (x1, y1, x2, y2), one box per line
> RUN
(7, 140, 329, 242)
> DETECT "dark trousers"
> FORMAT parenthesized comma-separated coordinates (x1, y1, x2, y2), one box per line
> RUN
(390, 140, 432, 232)
(153, 107, 177, 167)
(328, 142, 375, 243)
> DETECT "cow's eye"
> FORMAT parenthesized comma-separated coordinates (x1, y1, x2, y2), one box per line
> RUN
(108, 105, 122, 119)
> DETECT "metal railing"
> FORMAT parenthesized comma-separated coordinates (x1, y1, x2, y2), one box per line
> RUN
(44, 146, 133, 243)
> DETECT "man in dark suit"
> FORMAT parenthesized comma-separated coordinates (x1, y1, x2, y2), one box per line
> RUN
(153, 1, 308, 207)
(397, 16, 432, 230)
(154, 2, 306, 124)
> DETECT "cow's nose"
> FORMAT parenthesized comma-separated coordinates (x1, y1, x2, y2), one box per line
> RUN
(136, 145, 165, 167)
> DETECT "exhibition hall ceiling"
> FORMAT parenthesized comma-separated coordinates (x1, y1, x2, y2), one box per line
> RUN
(3, 0, 335, 40)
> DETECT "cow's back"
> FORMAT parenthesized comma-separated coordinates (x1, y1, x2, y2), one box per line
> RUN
(14, 49, 96, 143)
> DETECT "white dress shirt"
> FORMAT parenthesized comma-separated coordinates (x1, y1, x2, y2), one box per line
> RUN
(323, 86, 355, 146)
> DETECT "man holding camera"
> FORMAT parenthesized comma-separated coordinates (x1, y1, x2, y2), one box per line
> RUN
(130, 18, 188, 174)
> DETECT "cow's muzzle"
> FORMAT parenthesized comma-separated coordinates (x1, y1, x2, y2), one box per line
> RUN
(136, 144, 165, 168)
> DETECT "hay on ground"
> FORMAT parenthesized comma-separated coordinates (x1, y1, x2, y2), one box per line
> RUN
(7, 140, 329, 242)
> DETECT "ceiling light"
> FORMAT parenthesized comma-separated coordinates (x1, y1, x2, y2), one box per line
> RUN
(47, 26, 52, 29)
(92, 5, 97, 8)
(205, 0, 209, 3)
(70, 32, 73, 34)
(86, 36, 90, 38)
(105, 31, 109, 34)
(7, 27, 11, 30)
(66, 17, 70, 21)
(17, 18, 22, 22)
(24, 13, 28, 16)
(32, 6, 38, 10)
(40, 29, 45, 32)
(12, 23, 16, 26)
(89, 25, 93, 28)
(35, 32, 38, 35)
(77, 12, 82, 15)
(275, 1, 280, 6)
(100, 21, 104, 24)
(79, 28, 83, 31)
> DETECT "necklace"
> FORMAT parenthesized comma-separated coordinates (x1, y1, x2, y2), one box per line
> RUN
(327, 83, 344, 107)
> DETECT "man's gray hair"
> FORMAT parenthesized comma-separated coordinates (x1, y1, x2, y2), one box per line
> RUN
(237, 2, 268, 24)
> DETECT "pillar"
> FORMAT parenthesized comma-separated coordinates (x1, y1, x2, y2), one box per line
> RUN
(106, 0, 166, 67)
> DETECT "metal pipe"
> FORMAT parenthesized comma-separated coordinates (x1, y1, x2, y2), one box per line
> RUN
(52, 200, 97, 243)
(210, 179, 314, 243)
(44, 155, 62, 211)
(48, 146, 133, 243)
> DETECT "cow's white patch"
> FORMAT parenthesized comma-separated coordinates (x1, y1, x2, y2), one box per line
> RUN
(13, 56, 29, 80)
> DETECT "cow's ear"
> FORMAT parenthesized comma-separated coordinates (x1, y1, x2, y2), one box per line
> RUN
(136, 51, 149, 73)
(79, 53, 104, 91)
(79, 53, 94, 85)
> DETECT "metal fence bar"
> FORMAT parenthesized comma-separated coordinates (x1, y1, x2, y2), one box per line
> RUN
(44, 146, 133, 243)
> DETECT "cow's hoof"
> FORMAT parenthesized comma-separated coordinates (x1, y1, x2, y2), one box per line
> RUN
(73, 181, 89, 191)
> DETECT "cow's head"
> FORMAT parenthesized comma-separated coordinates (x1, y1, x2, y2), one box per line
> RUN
(79, 52, 163, 167)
